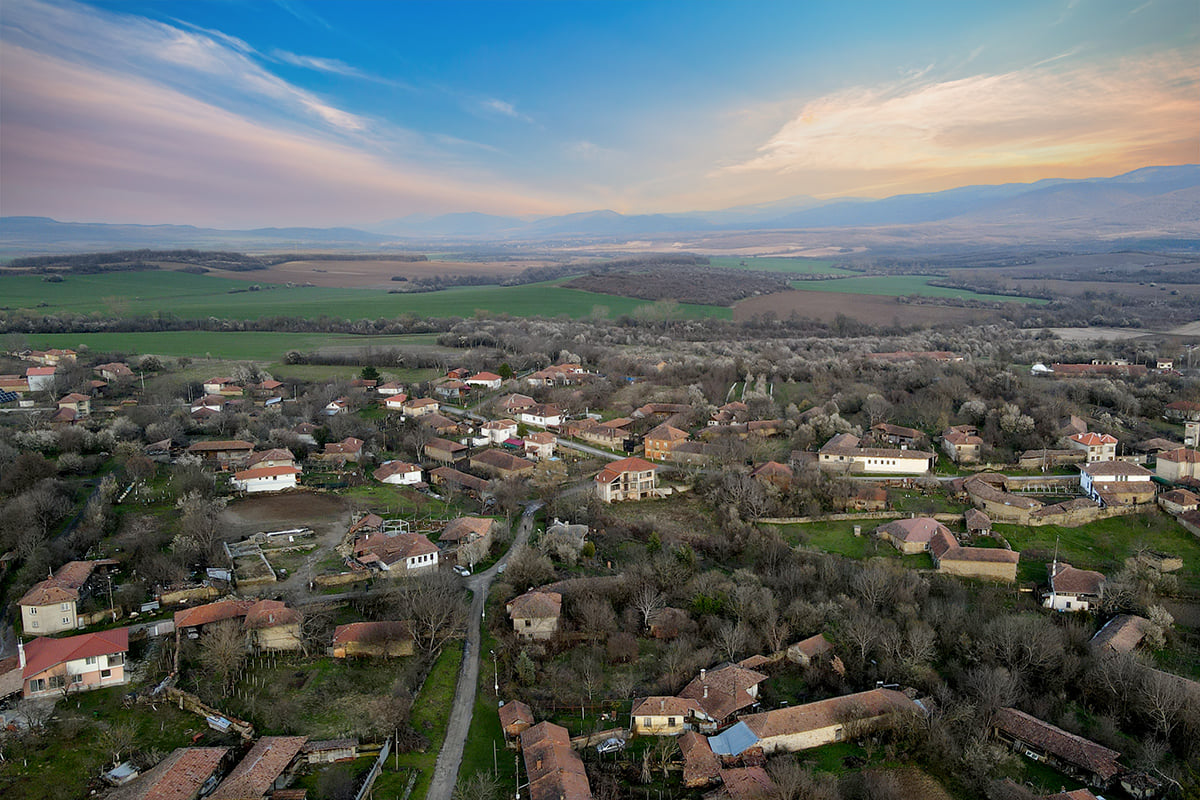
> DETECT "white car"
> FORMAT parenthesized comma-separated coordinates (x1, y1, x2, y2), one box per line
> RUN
(595, 737, 625, 754)
(453, 565, 471, 576)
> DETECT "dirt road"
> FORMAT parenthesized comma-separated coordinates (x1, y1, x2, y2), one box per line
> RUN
(426, 501, 541, 800)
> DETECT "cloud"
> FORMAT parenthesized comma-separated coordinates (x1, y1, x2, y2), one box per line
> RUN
(1, 0, 367, 132)
(724, 52, 1198, 178)
(481, 98, 532, 122)
(566, 141, 615, 160)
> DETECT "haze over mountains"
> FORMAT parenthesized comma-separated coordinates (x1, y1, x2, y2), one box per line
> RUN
(3, 165, 1197, 256)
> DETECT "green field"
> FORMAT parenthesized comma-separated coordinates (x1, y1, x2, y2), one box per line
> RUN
(787, 274, 1047, 304)
(19, 330, 450, 360)
(709, 256, 857, 275)
(0, 270, 730, 321)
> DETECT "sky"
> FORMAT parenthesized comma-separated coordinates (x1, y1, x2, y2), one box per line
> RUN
(0, 0, 1196, 227)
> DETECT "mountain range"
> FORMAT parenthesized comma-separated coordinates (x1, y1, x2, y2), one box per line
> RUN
(3, 165, 1197, 256)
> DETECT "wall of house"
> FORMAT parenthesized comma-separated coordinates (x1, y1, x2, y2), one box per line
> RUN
(241, 474, 298, 493)
(513, 616, 557, 640)
(938, 558, 1018, 582)
(632, 714, 688, 736)
(22, 601, 77, 634)
(1044, 593, 1093, 612)
(333, 639, 414, 658)
(25, 657, 125, 697)
(253, 623, 303, 651)
(757, 722, 845, 754)
(1157, 459, 1199, 482)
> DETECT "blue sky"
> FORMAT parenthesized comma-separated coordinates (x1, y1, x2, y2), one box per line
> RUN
(1, 0, 1196, 226)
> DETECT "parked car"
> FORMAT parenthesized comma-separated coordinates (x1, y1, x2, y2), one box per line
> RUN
(596, 737, 625, 754)
(453, 565, 471, 576)
(496, 563, 506, 574)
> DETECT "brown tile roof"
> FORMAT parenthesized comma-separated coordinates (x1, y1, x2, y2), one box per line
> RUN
(426, 437, 467, 454)
(964, 508, 991, 531)
(324, 437, 364, 454)
(498, 699, 534, 731)
(243, 600, 301, 630)
(750, 461, 793, 480)
(718, 767, 775, 800)
(940, 542, 1020, 564)
(1091, 614, 1149, 655)
(1045, 790, 1101, 800)
(472, 449, 535, 472)
(943, 429, 984, 446)
(22, 628, 129, 679)
(1159, 447, 1200, 464)
(209, 736, 308, 800)
(875, 517, 951, 545)
(741, 688, 917, 740)
(247, 449, 295, 466)
(19, 560, 102, 606)
(429, 467, 489, 492)
(679, 665, 768, 721)
(106, 747, 229, 800)
(1049, 562, 1106, 596)
(441, 517, 494, 542)
(1161, 489, 1200, 505)
(232, 465, 300, 481)
(354, 532, 438, 566)
(332, 621, 410, 646)
(679, 730, 720, 787)
(1070, 432, 1117, 446)
(872, 423, 921, 439)
(646, 424, 689, 443)
(1081, 461, 1152, 478)
(373, 461, 421, 481)
(992, 707, 1121, 780)
(174, 599, 255, 630)
(789, 633, 834, 659)
(187, 440, 254, 452)
(595, 456, 657, 484)
(507, 591, 562, 620)
(520, 722, 591, 800)
(631, 696, 707, 718)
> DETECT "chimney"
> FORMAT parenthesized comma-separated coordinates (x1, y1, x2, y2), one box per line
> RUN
(17, 639, 25, 669)
(536, 758, 542, 771)
(703, 685, 708, 699)
(700, 668, 706, 681)
(660, 699, 665, 711)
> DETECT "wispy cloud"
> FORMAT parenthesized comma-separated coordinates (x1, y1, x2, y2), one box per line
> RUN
(481, 98, 532, 122)
(724, 52, 1197, 178)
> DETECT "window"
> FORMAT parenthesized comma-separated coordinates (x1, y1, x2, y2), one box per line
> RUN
(70, 673, 83, 684)
(644, 717, 652, 727)
(29, 679, 45, 693)
(668, 717, 677, 727)
(61, 603, 70, 611)
(100, 669, 112, 679)
(524, 619, 532, 627)
(48, 675, 65, 689)
(109, 653, 124, 665)
(62, 618, 70, 625)
(85, 656, 97, 666)
(30, 621, 38, 629)
(29, 607, 36, 615)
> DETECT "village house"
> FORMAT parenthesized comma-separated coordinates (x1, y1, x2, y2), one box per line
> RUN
(634, 402, 692, 420)
(507, 590, 562, 640)
(106, 747, 230, 800)
(429, 466, 490, 496)
(991, 707, 1122, 788)
(471, 448, 536, 478)
(57, 392, 91, 418)
(1045, 561, 1106, 612)
(595, 456, 659, 503)
(870, 422, 923, 448)
(324, 397, 350, 416)
(942, 425, 984, 463)
(1079, 461, 1155, 505)
(331, 621, 413, 658)
(818, 434, 934, 475)
(964, 508, 992, 535)
(439, 517, 495, 553)
(499, 393, 536, 415)
(353, 532, 439, 574)
(679, 730, 721, 788)
(231, 464, 300, 494)
(523, 431, 557, 460)
(186, 440, 255, 468)
(19, 559, 117, 634)
(846, 484, 887, 512)
(1066, 432, 1118, 462)
(1186, 420, 1199, 448)
(737, 688, 921, 754)
(291, 422, 318, 445)
(565, 417, 631, 449)
(1155, 447, 1200, 483)
(175, 599, 256, 641)
(481, 419, 519, 444)
(679, 664, 768, 729)
(875, 518, 953, 555)
(709, 401, 749, 427)
(383, 394, 410, 412)
(750, 461, 793, 490)
(424, 437, 468, 464)
(403, 397, 440, 417)
(520, 722, 593, 800)
(420, 412, 462, 435)
(466, 371, 503, 390)
(322, 436, 364, 464)
(520, 403, 562, 429)
(630, 696, 711, 735)
(377, 380, 406, 396)
(190, 394, 227, 414)
(243, 600, 304, 651)
(786, 633, 835, 666)
(929, 529, 1021, 582)
(20, 627, 129, 698)
(644, 424, 690, 461)
(249, 379, 284, 399)
(499, 700, 534, 747)
(25, 366, 57, 392)
(208, 736, 309, 800)
(247, 449, 296, 469)
(433, 378, 469, 399)
(1164, 401, 1200, 422)
(1091, 614, 1150, 656)
(525, 363, 587, 387)
(202, 377, 243, 396)
(0, 374, 29, 395)
(373, 460, 423, 485)
(1159, 488, 1200, 514)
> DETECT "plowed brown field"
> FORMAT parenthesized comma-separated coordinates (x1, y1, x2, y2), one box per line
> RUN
(209, 258, 559, 288)
(734, 289, 987, 326)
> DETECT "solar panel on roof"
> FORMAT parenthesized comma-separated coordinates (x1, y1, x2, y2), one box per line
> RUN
(0, 391, 19, 404)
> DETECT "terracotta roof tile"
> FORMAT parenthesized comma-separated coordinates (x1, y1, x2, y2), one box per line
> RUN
(993, 707, 1120, 780)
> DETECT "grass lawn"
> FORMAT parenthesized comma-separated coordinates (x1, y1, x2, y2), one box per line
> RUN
(0, 271, 730, 321)
(889, 490, 970, 516)
(786, 274, 1047, 304)
(461, 626, 518, 789)
(402, 643, 464, 800)
(20, 331, 450, 361)
(765, 520, 934, 569)
(994, 510, 1200, 589)
(708, 256, 857, 276)
(0, 685, 220, 800)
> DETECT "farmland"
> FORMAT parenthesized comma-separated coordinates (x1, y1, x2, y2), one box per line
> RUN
(708, 255, 858, 275)
(0, 270, 730, 321)
(20, 331, 451, 361)
(783, 274, 1047, 303)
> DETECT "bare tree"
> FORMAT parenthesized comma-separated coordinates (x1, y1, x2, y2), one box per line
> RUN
(388, 572, 468, 652)
(172, 491, 228, 563)
(1141, 669, 1187, 739)
(98, 721, 138, 768)
(631, 585, 666, 632)
(199, 620, 247, 691)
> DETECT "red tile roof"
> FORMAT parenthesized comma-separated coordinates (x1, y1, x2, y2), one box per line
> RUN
(507, 591, 562, 620)
(208, 736, 308, 800)
(22, 627, 129, 679)
(498, 699, 534, 731)
(243, 600, 301, 630)
(18, 560, 104, 607)
(107, 747, 228, 800)
(1070, 432, 1118, 446)
(993, 707, 1121, 780)
(332, 621, 410, 646)
(441, 517, 494, 542)
(718, 767, 775, 800)
(233, 465, 300, 481)
(679, 665, 767, 721)
(679, 730, 720, 787)
(741, 688, 917, 740)
(174, 599, 255, 630)
(1159, 447, 1200, 464)
(595, 456, 657, 484)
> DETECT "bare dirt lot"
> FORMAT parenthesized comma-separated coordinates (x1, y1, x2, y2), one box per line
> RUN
(220, 491, 348, 538)
(206, 259, 561, 288)
(734, 290, 986, 326)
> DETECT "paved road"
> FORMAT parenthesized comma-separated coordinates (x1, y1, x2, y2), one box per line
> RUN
(426, 501, 541, 800)
(555, 439, 624, 461)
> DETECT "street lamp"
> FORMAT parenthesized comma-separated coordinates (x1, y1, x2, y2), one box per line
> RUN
(491, 649, 498, 694)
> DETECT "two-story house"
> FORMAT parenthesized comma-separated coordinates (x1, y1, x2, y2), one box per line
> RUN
(1066, 432, 1118, 462)
(595, 457, 659, 502)
(20, 627, 129, 698)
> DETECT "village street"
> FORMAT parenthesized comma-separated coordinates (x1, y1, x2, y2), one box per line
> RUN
(426, 500, 541, 800)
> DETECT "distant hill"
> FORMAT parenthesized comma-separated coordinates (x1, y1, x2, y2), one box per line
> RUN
(4, 165, 1197, 255)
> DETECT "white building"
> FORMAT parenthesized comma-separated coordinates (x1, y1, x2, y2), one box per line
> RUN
(1066, 432, 1118, 462)
(373, 461, 423, 485)
(520, 404, 562, 429)
(481, 419, 519, 445)
(231, 465, 300, 493)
